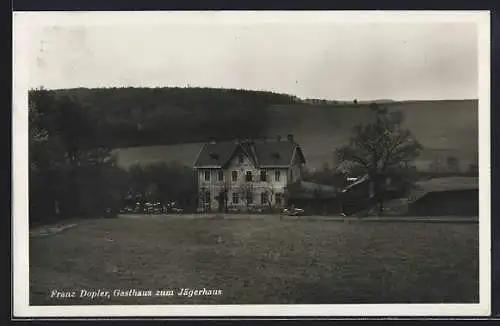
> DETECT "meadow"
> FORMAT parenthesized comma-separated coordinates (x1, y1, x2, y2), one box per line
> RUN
(30, 215, 479, 305)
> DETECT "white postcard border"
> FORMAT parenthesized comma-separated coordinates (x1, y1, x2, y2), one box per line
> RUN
(12, 10, 491, 318)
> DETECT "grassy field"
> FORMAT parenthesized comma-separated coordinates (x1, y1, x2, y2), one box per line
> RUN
(30, 215, 479, 305)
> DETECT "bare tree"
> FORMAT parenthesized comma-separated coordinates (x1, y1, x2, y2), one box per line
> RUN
(335, 104, 422, 216)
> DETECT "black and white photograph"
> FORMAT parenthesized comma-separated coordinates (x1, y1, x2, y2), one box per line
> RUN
(12, 11, 491, 317)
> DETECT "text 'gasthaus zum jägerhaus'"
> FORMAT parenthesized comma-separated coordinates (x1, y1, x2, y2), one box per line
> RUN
(50, 288, 223, 299)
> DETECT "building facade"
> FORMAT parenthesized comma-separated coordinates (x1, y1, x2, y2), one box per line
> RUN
(193, 135, 306, 212)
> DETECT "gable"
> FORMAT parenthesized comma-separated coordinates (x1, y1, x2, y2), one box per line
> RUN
(225, 146, 256, 168)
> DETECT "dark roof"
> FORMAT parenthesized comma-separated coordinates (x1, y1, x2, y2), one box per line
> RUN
(193, 139, 306, 168)
(193, 142, 239, 167)
(252, 141, 301, 167)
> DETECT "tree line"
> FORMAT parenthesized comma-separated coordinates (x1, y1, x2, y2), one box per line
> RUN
(29, 89, 127, 225)
(29, 89, 201, 226)
(30, 87, 302, 148)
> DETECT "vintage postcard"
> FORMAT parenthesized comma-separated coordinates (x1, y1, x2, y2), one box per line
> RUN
(12, 10, 491, 318)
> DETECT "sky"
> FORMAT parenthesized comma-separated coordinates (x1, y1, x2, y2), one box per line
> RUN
(23, 12, 480, 101)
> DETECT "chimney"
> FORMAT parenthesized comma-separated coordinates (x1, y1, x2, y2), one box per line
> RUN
(276, 135, 282, 142)
(287, 134, 294, 142)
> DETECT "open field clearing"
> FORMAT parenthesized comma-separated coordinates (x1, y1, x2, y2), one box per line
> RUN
(30, 216, 479, 305)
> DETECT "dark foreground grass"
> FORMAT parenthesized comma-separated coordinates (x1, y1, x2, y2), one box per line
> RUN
(30, 216, 479, 305)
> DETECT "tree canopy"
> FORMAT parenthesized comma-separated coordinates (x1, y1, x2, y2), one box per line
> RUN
(335, 104, 422, 215)
(29, 89, 128, 225)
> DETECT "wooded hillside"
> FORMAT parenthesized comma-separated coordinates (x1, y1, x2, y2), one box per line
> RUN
(31, 87, 301, 148)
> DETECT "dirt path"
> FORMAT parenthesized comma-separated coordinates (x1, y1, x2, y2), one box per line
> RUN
(29, 223, 78, 238)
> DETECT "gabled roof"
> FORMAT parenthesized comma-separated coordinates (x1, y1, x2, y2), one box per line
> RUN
(193, 139, 306, 168)
(192, 141, 239, 168)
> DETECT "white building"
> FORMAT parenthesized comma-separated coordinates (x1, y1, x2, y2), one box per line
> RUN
(193, 135, 306, 212)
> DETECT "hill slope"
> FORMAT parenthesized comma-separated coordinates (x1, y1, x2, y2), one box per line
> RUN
(265, 100, 478, 170)
(31, 87, 478, 171)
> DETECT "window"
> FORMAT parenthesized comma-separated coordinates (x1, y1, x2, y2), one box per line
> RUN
(238, 155, 244, 164)
(232, 171, 238, 181)
(275, 193, 282, 206)
(205, 191, 211, 203)
(260, 170, 267, 181)
(204, 171, 210, 181)
(261, 192, 268, 204)
(245, 171, 253, 182)
(218, 170, 224, 181)
(275, 170, 281, 182)
(232, 192, 239, 204)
